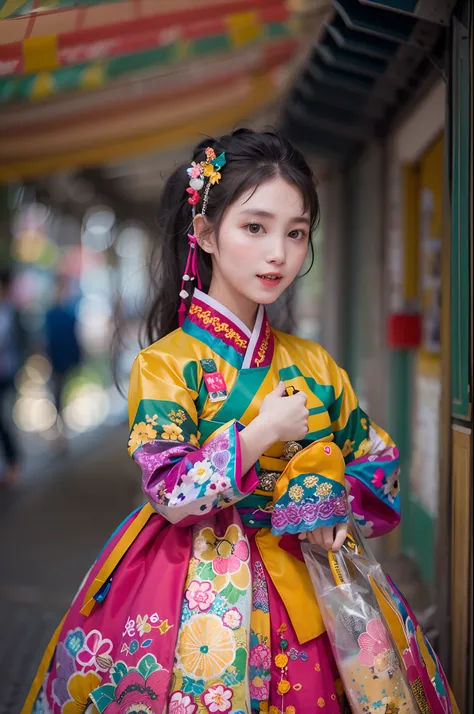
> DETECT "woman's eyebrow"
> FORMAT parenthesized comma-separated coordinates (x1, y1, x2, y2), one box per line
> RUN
(238, 209, 310, 225)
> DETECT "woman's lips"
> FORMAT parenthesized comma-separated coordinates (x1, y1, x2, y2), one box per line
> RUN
(257, 274, 282, 287)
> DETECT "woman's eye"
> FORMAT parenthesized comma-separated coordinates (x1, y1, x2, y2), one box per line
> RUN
(247, 223, 262, 234)
(288, 230, 304, 240)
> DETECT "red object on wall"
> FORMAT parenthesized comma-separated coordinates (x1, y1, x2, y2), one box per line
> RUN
(387, 313, 422, 348)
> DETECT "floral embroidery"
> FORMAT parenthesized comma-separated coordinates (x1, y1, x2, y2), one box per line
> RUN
(273, 470, 348, 536)
(201, 684, 234, 713)
(354, 438, 373, 459)
(185, 581, 216, 612)
(249, 677, 270, 702)
(188, 459, 214, 484)
(161, 423, 185, 441)
(222, 608, 242, 629)
(200, 525, 250, 591)
(249, 631, 271, 706)
(169, 409, 187, 425)
(205, 474, 232, 497)
(93, 657, 169, 714)
(62, 672, 101, 714)
(188, 304, 248, 350)
(178, 614, 235, 679)
(358, 619, 392, 674)
(189, 433, 200, 447)
(371, 468, 385, 489)
(170, 690, 198, 714)
(76, 630, 113, 672)
(315, 482, 332, 497)
(317, 698, 325, 708)
(122, 612, 170, 646)
(128, 421, 157, 451)
(168, 476, 200, 507)
(249, 643, 271, 670)
(342, 439, 355, 457)
(289, 484, 304, 502)
(383, 470, 400, 503)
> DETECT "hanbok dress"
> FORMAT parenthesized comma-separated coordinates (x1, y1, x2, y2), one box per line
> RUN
(24, 289, 401, 714)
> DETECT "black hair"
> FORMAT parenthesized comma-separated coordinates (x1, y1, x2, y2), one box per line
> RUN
(144, 127, 320, 346)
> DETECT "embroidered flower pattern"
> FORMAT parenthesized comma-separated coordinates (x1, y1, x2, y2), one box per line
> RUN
(354, 438, 373, 459)
(128, 421, 157, 451)
(185, 581, 216, 613)
(76, 630, 113, 672)
(222, 607, 242, 630)
(170, 690, 198, 714)
(372, 467, 385, 489)
(316, 482, 332, 497)
(358, 618, 391, 670)
(188, 459, 214, 485)
(201, 684, 233, 713)
(249, 643, 271, 670)
(289, 484, 304, 502)
(249, 677, 269, 702)
(272, 478, 347, 536)
(62, 672, 101, 714)
(136, 614, 152, 636)
(200, 524, 250, 591)
(105, 666, 169, 714)
(178, 614, 235, 679)
(189, 433, 200, 447)
(303, 475, 319, 488)
(169, 409, 187, 425)
(383, 470, 401, 503)
(161, 423, 185, 441)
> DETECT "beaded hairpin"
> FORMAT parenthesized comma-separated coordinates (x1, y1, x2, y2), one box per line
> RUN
(186, 147, 227, 217)
(178, 147, 227, 327)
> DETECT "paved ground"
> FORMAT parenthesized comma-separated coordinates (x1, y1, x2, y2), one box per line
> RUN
(0, 425, 140, 714)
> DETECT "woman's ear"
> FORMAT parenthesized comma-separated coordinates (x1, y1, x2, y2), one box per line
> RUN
(193, 214, 216, 255)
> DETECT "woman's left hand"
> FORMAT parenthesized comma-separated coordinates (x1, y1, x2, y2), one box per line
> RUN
(298, 522, 348, 552)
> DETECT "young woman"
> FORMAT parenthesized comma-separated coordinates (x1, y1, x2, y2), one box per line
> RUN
(24, 129, 402, 714)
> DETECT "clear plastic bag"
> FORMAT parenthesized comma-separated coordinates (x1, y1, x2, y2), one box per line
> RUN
(301, 515, 458, 714)
(302, 541, 419, 712)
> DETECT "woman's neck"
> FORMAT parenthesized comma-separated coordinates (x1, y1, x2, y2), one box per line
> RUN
(207, 280, 258, 332)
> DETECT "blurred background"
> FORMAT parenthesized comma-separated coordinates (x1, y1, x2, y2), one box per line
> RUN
(0, 0, 472, 711)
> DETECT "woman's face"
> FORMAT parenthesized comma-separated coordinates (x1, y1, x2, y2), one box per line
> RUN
(196, 176, 311, 323)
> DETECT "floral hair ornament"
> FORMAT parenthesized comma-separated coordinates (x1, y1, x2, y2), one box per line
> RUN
(178, 147, 227, 326)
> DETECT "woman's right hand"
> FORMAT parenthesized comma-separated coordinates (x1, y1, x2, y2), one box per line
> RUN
(259, 382, 309, 441)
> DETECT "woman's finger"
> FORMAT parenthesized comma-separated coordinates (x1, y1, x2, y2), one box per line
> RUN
(322, 527, 334, 550)
(331, 522, 348, 552)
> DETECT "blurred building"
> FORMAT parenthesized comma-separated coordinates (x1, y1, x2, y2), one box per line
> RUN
(280, 1, 472, 709)
(0, 0, 316, 467)
(0, 0, 472, 710)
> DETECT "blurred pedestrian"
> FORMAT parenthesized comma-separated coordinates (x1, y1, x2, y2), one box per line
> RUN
(44, 275, 82, 423)
(0, 268, 23, 486)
